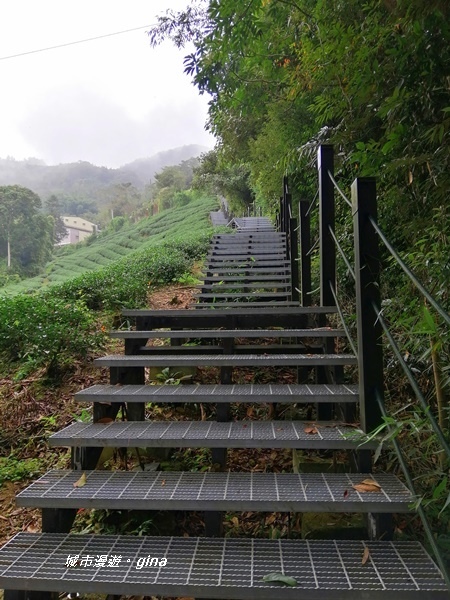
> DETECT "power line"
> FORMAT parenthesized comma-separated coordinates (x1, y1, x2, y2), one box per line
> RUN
(0, 24, 157, 62)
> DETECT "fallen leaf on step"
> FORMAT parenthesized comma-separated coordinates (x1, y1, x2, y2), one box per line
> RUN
(262, 573, 297, 586)
(362, 546, 370, 565)
(97, 417, 114, 424)
(361, 478, 381, 489)
(343, 489, 349, 499)
(304, 426, 318, 434)
(352, 481, 381, 493)
(73, 473, 87, 488)
(161, 480, 166, 487)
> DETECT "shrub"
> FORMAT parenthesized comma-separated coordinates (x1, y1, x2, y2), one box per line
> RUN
(0, 294, 106, 377)
(50, 233, 211, 311)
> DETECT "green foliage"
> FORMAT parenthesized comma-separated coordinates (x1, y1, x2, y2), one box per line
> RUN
(150, 157, 200, 212)
(0, 456, 42, 485)
(0, 194, 217, 296)
(150, 0, 450, 231)
(0, 185, 54, 276)
(49, 241, 195, 311)
(193, 149, 254, 214)
(0, 294, 106, 377)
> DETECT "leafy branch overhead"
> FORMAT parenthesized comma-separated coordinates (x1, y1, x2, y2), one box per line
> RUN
(149, 0, 450, 223)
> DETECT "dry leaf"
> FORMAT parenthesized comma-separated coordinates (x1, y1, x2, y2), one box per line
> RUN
(361, 479, 381, 489)
(97, 417, 114, 424)
(352, 483, 381, 493)
(304, 426, 318, 434)
(362, 546, 370, 565)
(343, 489, 349, 499)
(161, 480, 166, 487)
(231, 516, 239, 527)
(73, 472, 87, 488)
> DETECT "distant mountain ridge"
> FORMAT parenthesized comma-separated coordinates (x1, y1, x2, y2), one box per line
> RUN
(0, 144, 209, 198)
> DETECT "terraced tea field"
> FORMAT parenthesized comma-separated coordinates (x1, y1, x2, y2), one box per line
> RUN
(1, 195, 218, 297)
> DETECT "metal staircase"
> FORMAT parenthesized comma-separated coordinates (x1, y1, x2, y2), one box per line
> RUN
(0, 181, 448, 599)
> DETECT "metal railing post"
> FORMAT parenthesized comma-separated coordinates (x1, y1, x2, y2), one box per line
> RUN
(299, 200, 311, 306)
(352, 177, 384, 433)
(289, 217, 299, 302)
(318, 145, 336, 307)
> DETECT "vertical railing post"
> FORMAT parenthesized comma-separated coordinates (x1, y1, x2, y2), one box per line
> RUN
(289, 217, 299, 302)
(279, 197, 284, 235)
(299, 200, 311, 306)
(318, 145, 335, 307)
(317, 146, 336, 419)
(352, 177, 384, 434)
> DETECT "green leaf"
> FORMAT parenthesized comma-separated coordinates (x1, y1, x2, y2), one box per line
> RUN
(439, 491, 450, 517)
(433, 476, 448, 501)
(262, 573, 297, 586)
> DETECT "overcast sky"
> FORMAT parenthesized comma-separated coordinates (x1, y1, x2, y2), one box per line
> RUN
(0, 1, 214, 168)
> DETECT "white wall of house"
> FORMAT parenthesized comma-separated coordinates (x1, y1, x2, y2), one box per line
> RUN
(59, 216, 97, 245)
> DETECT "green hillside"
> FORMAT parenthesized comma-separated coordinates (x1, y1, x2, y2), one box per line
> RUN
(0, 194, 218, 297)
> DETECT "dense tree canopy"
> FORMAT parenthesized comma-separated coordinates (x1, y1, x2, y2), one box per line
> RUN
(150, 0, 449, 229)
(0, 185, 54, 277)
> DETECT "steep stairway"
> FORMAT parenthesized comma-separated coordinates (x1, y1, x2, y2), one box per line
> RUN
(0, 216, 447, 599)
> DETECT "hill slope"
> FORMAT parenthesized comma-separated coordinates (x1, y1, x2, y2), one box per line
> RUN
(0, 194, 218, 297)
(0, 145, 209, 197)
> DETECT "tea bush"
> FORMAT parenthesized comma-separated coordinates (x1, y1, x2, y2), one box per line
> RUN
(0, 294, 106, 377)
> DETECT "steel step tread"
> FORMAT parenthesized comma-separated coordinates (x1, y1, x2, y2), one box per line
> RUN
(202, 275, 291, 282)
(209, 246, 286, 251)
(197, 283, 292, 290)
(193, 302, 302, 308)
(75, 382, 359, 403)
(208, 253, 286, 259)
(206, 260, 291, 266)
(203, 267, 291, 274)
(122, 307, 338, 317)
(49, 420, 372, 450)
(212, 235, 285, 240)
(17, 470, 414, 512)
(94, 353, 357, 367)
(0, 533, 446, 599)
(197, 292, 291, 299)
(110, 328, 346, 339)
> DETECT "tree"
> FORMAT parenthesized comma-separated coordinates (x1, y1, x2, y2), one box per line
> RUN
(149, 0, 450, 230)
(192, 149, 253, 213)
(45, 194, 68, 244)
(0, 185, 42, 269)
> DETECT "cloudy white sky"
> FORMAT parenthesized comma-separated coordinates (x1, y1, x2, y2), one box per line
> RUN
(0, 1, 214, 168)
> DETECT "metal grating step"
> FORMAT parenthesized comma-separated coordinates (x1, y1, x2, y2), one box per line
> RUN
(49, 420, 373, 450)
(75, 382, 359, 404)
(0, 534, 446, 599)
(209, 246, 286, 252)
(197, 283, 292, 290)
(212, 233, 284, 238)
(193, 302, 302, 308)
(110, 328, 347, 339)
(208, 252, 287, 259)
(206, 260, 291, 266)
(203, 269, 291, 276)
(18, 470, 414, 512)
(94, 353, 357, 368)
(122, 306, 337, 326)
(202, 275, 291, 282)
(197, 293, 291, 299)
